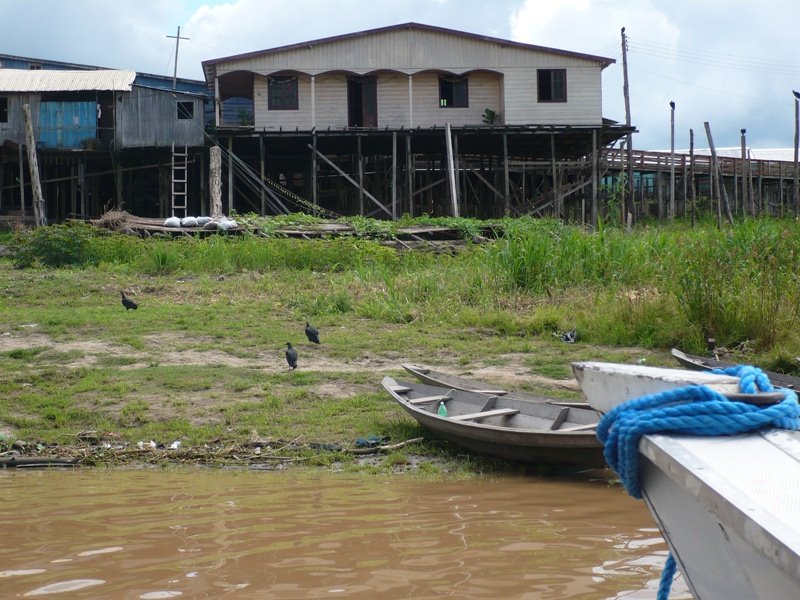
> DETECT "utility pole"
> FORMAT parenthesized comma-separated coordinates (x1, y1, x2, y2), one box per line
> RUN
(167, 26, 190, 90)
(621, 27, 634, 221)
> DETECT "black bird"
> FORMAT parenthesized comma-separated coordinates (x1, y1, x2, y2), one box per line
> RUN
(120, 291, 138, 311)
(285, 342, 298, 370)
(305, 322, 320, 344)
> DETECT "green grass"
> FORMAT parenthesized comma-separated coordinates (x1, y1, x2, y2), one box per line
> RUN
(4, 215, 800, 470)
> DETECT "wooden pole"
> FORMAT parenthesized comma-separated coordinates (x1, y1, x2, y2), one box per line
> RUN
(227, 135, 234, 213)
(740, 128, 748, 217)
(445, 123, 459, 217)
(550, 133, 559, 219)
(621, 27, 634, 217)
(669, 101, 675, 220)
(259, 135, 265, 215)
(21, 104, 46, 226)
(18, 139, 25, 218)
(357, 135, 364, 216)
(209, 145, 222, 218)
(503, 132, 509, 216)
(391, 130, 397, 220)
(794, 94, 799, 216)
(689, 129, 696, 227)
(704, 121, 734, 226)
(591, 128, 598, 229)
(311, 131, 317, 207)
(405, 134, 414, 217)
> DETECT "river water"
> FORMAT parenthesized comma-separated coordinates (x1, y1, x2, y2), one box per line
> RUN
(0, 468, 689, 599)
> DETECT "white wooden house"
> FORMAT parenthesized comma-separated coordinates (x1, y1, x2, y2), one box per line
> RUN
(202, 22, 613, 131)
(200, 23, 631, 221)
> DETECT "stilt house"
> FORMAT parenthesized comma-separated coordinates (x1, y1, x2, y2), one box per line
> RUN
(201, 22, 632, 219)
(0, 54, 210, 224)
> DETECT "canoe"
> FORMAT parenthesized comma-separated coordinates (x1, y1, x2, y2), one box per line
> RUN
(401, 363, 588, 408)
(381, 376, 605, 467)
(671, 347, 800, 390)
(573, 360, 800, 600)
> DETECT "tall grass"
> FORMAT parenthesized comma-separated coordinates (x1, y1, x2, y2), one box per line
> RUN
(11, 216, 800, 358)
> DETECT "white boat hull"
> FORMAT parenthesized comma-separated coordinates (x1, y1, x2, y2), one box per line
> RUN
(573, 361, 800, 600)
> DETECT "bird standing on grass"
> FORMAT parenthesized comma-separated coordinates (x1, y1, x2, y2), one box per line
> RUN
(120, 291, 138, 311)
(285, 342, 298, 370)
(305, 322, 320, 344)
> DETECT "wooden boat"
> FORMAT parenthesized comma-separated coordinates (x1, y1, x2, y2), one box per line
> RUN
(573, 360, 800, 600)
(401, 363, 588, 408)
(671, 347, 800, 390)
(381, 376, 604, 467)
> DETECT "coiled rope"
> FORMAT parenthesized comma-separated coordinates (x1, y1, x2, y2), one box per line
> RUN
(596, 364, 800, 600)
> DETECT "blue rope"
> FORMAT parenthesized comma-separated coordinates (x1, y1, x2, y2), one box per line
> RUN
(596, 364, 800, 600)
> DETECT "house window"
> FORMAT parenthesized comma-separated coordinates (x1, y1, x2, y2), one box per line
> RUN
(439, 75, 469, 108)
(537, 69, 567, 102)
(0, 98, 7, 123)
(268, 76, 299, 110)
(177, 101, 194, 119)
(29, 63, 42, 70)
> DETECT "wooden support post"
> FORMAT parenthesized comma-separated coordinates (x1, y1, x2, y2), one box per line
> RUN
(21, 104, 46, 226)
(18, 141, 25, 217)
(311, 131, 318, 207)
(405, 134, 413, 217)
(503, 132, 509, 215)
(259, 135, 266, 215)
(199, 151, 207, 216)
(78, 157, 85, 218)
(550, 133, 559, 219)
(391, 130, 397, 220)
(656, 156, 663, 221)
(621, 27, 634, 214)
(591, 128, 598, 229)
(357, 136, 364, 216)
(445, 123, 459, 217)
(794, 94, 799, 216)
(740, 129, 749, 216)
(669, 101, 675, 220)
(209, 145, 222, 218)
(704, 121, 734, 227)
(227, 135, 234, 213)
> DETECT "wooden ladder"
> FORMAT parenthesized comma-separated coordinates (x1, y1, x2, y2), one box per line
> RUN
(171, 143, 188, 218)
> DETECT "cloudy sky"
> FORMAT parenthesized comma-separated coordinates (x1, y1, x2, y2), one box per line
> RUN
(5, 0, 799, 151)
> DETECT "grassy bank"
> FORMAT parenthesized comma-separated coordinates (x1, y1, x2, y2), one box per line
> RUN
(3, 215, 800, 472)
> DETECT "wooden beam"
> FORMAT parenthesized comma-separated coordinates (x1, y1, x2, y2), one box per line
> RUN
(307, 143, 391, 217)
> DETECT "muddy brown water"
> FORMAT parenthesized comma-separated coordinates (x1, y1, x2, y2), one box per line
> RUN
(0, 469, 690, 599)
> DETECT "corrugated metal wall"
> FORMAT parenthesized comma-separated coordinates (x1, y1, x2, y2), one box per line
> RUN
(38, 101, 96, 148)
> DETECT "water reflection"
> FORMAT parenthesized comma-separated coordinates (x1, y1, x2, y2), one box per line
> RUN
(0, 469, 689, 598)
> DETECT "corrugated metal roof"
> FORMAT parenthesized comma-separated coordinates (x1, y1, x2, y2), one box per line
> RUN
(0, 69, 135, 92)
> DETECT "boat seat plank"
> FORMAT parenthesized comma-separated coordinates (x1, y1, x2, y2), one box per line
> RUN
(557, 423, 597, 432)
(408, 395, 449, 405)
(550, 406, 570, 430)
(389, 385, 412, 393)
(451, 408, 519, 421)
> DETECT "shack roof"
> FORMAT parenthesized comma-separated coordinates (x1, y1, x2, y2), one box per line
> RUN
(0, 69, 136, 92)
(202, 21, 615, 83)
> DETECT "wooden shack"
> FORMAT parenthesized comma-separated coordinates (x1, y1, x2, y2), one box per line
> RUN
(0, 60, 210, 225)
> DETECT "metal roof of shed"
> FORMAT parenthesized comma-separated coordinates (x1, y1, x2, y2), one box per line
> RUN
(0, 69, 136, 92)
